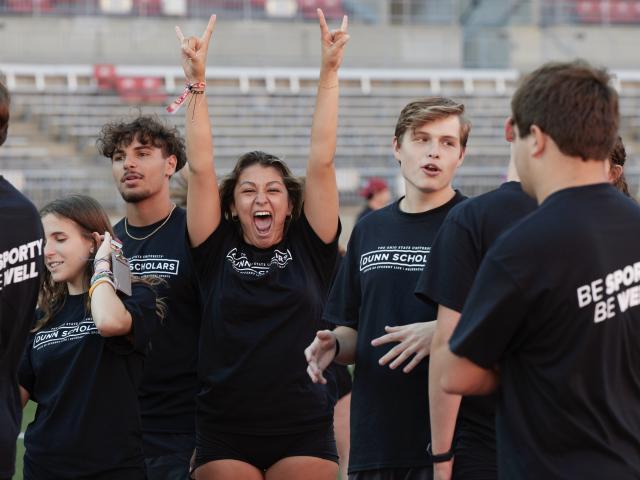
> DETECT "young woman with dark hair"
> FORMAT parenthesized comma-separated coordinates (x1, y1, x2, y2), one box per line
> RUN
(174, 10, 349, 480)
(18, 194, 163, 480)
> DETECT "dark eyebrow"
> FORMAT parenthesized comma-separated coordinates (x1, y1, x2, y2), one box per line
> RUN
(239, 181, 257, 187)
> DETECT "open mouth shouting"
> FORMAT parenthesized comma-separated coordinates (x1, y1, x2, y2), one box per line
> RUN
(253, 211, 273, 235)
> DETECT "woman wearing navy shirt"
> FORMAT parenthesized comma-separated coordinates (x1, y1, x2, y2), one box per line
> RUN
(19, 195, 162, 480)
(175, 10, 349, 480)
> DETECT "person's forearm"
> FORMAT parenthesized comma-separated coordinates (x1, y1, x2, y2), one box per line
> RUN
(429, 338, 462, 455)
(309, 68, 339, 170)
(90, 283, 132, 337)
(333, 325, 357, 365)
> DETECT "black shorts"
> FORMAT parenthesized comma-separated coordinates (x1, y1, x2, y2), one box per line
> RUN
(194, 424, 338, 471)
(349, 466, 433, 480)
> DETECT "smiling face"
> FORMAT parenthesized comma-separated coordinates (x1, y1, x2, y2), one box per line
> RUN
(230, 164, 293, 249)
(111, 137, 176, 204)
(42, 213, 94, 295)
(394, 115, 465, 198)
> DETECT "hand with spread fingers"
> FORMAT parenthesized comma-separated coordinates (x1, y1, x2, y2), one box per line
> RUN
(317, 8, 350, 73)
(304, 330, 338, 384)
(175, 14, 216, 83)
(371, 322, 437, 373)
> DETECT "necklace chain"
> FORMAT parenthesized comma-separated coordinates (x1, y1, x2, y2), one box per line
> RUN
(124, 204, 177, 241)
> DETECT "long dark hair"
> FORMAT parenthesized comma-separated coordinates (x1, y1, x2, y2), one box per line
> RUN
(36, 195, 165, 331)
(219, 151, 304, 234)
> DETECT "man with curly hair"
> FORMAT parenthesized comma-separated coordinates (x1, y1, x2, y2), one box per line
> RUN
(97, 116, 201, 480)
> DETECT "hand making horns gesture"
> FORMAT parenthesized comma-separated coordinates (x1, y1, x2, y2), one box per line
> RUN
(175, 14, 216, 84)
(318, 8, 350, 72)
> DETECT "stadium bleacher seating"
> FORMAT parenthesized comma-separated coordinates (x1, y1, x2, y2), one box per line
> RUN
(1, 64, 638, 216)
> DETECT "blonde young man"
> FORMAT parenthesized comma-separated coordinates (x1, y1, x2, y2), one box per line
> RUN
(306, 97, 469, 480)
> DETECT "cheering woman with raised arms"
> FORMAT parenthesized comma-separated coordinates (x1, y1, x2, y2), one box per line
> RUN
(175, 10, 349, 480)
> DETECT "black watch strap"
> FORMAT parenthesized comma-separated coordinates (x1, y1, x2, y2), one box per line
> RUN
(427, 442, 455, 463)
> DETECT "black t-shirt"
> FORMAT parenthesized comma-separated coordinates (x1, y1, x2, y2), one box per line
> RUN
(18, 286, 158, 479)
(414, 182, 536, 458)
(191, 213, 340, 435)
(450, 184, 640, 479)
(324, 192, 466, 472)
(0, 177, 43, 479)
(114, 207, 201, 441)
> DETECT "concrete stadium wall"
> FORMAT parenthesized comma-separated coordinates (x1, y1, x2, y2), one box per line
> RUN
(509, 25, 640, 71)
(0, 16, 462, 68)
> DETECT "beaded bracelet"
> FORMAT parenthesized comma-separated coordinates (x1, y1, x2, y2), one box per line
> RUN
(90, 271, 114, 285)
(93, 258, 111, 269)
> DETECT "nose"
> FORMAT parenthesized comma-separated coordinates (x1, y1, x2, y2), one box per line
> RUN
(123, 154, 136, 169)
(255, 190, 267, 204)
(427, 143, 440, 159)
(43, 241, 55, 257)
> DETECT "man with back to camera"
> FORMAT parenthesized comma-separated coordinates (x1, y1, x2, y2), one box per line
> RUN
(414, 120, 536, 480)
(97, 115, 201, 480)
(0, 81, 44, 480)
(306, 96, 469, 480)
(439, 61, 640, 479)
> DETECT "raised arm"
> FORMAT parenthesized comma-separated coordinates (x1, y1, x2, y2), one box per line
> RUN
(303, 9, 350, 243)
(175, 15, 221, 247)
(90, 232, 134, 337)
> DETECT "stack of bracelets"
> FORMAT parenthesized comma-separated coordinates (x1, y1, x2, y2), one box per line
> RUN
(88, 260, 115, 299)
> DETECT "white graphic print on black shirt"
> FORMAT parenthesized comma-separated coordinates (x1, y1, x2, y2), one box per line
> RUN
(191, 213, 340, 435)
(0, 177, 44, 479)
(114, 207, 201, 440)
(450, 184, 640, 479)
(18, 286, 157, 479)
(324, 193, 466, 473)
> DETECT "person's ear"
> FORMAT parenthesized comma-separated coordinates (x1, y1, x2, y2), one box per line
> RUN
(392, 136, 402, 165)
(165, 155, 178, 177)
(529, 125, 546, 158)
(609, 164, 623, 184)
(504, 117, 515, 143)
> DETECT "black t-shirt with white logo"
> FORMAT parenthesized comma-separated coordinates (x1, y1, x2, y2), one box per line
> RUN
(191, 213, 340, 435)
(324, 193, 466, 473)
(450, 184, 640, 479)
(0, 177, 44, 479)
(414, 182, 536, 469)
(18, 286, 158, 479)
(114, 207, 201, 443)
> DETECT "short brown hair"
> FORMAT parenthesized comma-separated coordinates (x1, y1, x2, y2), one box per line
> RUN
(96, 115, 187, 172)
(394, 97, 471, 149)
(0, 81, 10, 147)
(511, 61, 619, 161)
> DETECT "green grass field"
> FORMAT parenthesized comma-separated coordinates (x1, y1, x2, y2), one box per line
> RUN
(13, 401, 36, 480)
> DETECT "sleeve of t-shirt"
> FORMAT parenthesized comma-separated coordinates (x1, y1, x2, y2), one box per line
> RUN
(449, 256, 529, 369)
(106, 283, 159, 355)
(18, 336, 35, 397)
(322, 229, 361, 330)
(189, 218, 234, 282)
(415, 216, 480, 313)
(291, 211, 341, 287)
